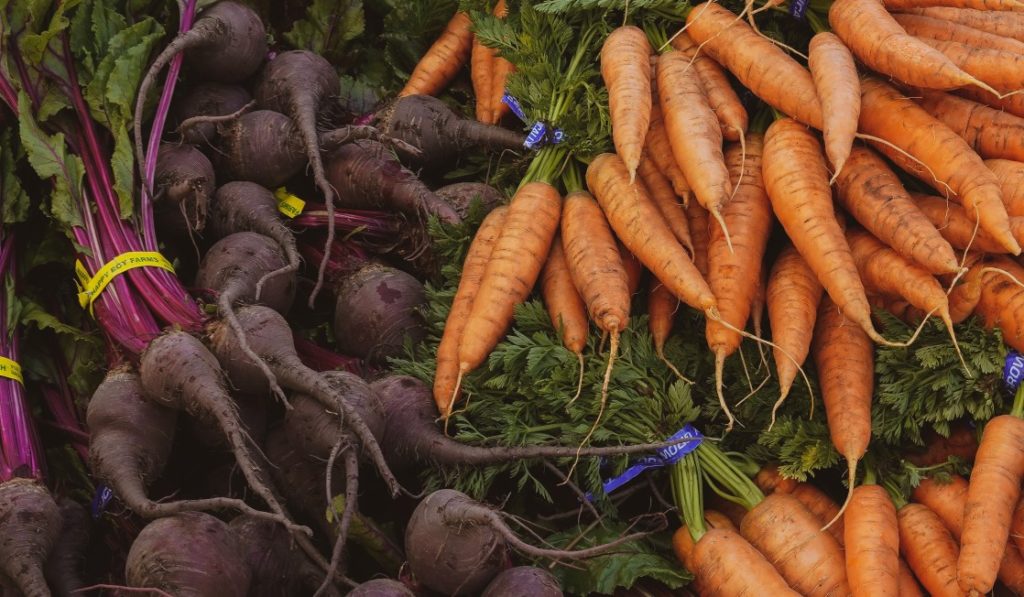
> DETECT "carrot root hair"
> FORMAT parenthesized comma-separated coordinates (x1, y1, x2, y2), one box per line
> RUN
(571, 351, 585, 404)
(658, 347, 694, 384)
(566, 330, 620, 480)
(822, 456, 857, 532)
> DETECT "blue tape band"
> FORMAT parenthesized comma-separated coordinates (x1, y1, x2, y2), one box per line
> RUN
(1005, 350, 1024, 390)
(789, 0, 810, 19)
(91, 483, 114, 519)
(584, 424, 703, 501)
(502, 92, 565, 149)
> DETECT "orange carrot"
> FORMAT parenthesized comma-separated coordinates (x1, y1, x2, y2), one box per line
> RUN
(706, 135, 772, 423)
(685, 200, 710, 278)
(808, 32, 860, 175)
(834, 145, 960, 275)
(669, 32, 748, 142)
(638, 153, 694, 256)
(885, 0, 1024, 11)
(763, 117, 886, 343)
(957, 86, 1024, 119)
(987, 159, 1024, 217)
(918, 37, 1024, 93)
(947, 260, 986, 323)
(601, 26, 652, 181)
(434, 206, 508, 416)
(686, 2, 823, 129)
(687, 527, 801, 596)
(618, 241, 643, 298)
(766, 245, 823, 405)
(586, 153, 717, 315)
(647, 101, 693, 200)
(905, 422, 979, 466)
(897, 7, 1024, 42)
(400, 11, 474, 97)
(672, 511, 738, 572)
(755, 464, 800, 496)
(648, 278, 680, 368)
(540, 234, 588, 357)
(975, 257, 1024, 353)
(911, 192, 1020, 253)
(894, 13, 1024, 54)
(899, 559, 925, 597)
(471, 36, 495, 123)
(845, 484, 900, 597)
(829, 0, 990, 91)
(489, 0, 513, 124)
(897, 503, 963, 597)
(657, 50, 732, 241)
(918, 93, 1024, 164)
(1012, 497, 1024, 556)
(793, 483, 848, 547)
(458, 183, 561, 377)
(859, 77, 1020, 255)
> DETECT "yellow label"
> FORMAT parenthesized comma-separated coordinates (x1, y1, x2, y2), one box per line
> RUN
(0, 356, 23, 384)
(75, 251, 176, 313)
(274, 187, 306, 218)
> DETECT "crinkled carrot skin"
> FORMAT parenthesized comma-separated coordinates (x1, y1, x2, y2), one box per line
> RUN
(958, 85, 1024, 119)
(919, 37, 1024, 93)
(471, 36, 495, 123)
(647, 101, 693, 199)
(648, 278, 678, 353)
(685, 200, 710, 278)
(919, 94, 1024, 164)
(897, 503, 963, 597)
(601, 26, 652, 180)
(669, 31, 748, 141)
(400, 11, 474, 97)
(885, 0, 1024, 12)
(766, 245, 823, 401)
(540, 234, 588, 355)
(987, 159, 1024, 217)
(976, 257, 1024, 352)
(911, 192, 1017, 253)
(808, 32, 860, 174)
(900, 7, 1024, 42)
(894, 13, 1024, 54)
(638, 154, 694, 257)
(845, 484, 901, 597)
(691, 527, 801, 596)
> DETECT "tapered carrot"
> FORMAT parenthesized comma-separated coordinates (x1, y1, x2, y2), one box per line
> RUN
(766, 245, 823, 407)
(898, 7, 1024, 42)
(859, 78, 1020, 255)
(458, 183, 561, 377)
(829, 0, 992, 92)
(763, 118, 887, 344)
(672, 512, 740, 580)
(669, 31, 748, 142)
(400, 11, 474, 97)
(685, 2, 823, 129)
(846, 484, 900, 597)
(834, 146, 960, 275)
(648, 278, 691, 383)
(885, 0, 1024, 11)
(471, 36, 495, 123)
(894, 13, 1024, 54)
(906, 422, 979, 467)
(918, 93, 1024, 164)
(647, 102, 693, 200)
(912, 192, 1020, 253)
(987, 159, 1024, 217)
(897, 503, 964, 597)
(618, 241, 643, 298)
(958, 86, 1024, 119)
(706, 136, 772, 425)
(685, 200, 710, 278)
(601, 26, 652, 181)
(808, 32, 860, 176)
(657, 50, 733, 243)
(586, 153, 717, 315)
(919, 37, 1024, 93)
(489, 0, 513, 124)
(638, 154, 694, 256)
(540, 234, 588, 375)
(434, 207, 508, 416)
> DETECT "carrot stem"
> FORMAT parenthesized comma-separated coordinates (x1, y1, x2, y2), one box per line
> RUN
(1012, 382, 1024, 418)
(696, 442, 765, 511)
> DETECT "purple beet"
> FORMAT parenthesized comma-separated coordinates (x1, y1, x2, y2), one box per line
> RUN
(348, 579, 415, 597)
(435, 182, 505, 219)
(481, 566, 564, 597)
(333, 263, 426, 363)
(154, 143, 214, 234)
(172, 83, 253, 146)
(0, 479, 61, 597)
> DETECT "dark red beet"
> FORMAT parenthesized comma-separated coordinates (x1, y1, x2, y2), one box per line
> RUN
(215, 110, 308, 188)
(282, 372, 386, 458)
(172, 83, 252, 146)
(43, 498, 90, 597)
(435, 182, 505, 219)
(125, 512, 252, 597)
(0, 479, 61, 597)
(481, 566, 564, 597)
(194, 231, 296, 315)
(229, 514, 337, 597)
(348, 579, 416, 597)
(333, 263, 426, 363)
(154, 143, 214, 234)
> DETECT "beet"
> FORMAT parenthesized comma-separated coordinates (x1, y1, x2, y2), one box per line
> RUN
(229, 515, 337, 597)
(333, 263, 426, 363)
(481, 566, 564, 597)
(348, 579, 416, 597)
(43, 498, 90, 597)
(435, 182, 505, 219)
(282, 371, 386, 458)
(126, 512, 251, 597)
(172, 83, 252, 146)
(0, 479, 61, 597)
(215, 110, 308, 188)
(154, 143, 214, 234)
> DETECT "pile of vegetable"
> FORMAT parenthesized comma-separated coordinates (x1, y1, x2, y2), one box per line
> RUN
(3, 0, 1024, 594)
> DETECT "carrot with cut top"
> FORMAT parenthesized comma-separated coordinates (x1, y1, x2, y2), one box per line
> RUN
(706, 135, 772, 426)
(918, 93, 1024, 164)
(918, 37, 1024, 94)
(763, 117, 888, 344)
(859, 78, 1021, 255)
(808, 32, 860, 176)
(657, 50, 733, 244)
(540, 234, 588, 374)
(457, 182, 561, 379)
(846, 481, 901, 597)
(987, 159, 1024, 217)
(646, 102, 692, 200)
(400, 11, 474, 97)
(638, 154, 694, 257)
(899, 7, 1024, 42)
(834, 146, 960, 275)
(829, 0, 993, 92)
(601, 26, 652, 181)
(894, 13, 1024, 54)
(434, 207, 508, 417)
(669, 31, 748, 142)
(766, 245, 823, 407)
(471, 36, 495, 123)
(685, 3, 823, 130)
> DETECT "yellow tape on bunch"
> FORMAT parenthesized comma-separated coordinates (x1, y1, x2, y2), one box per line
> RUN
(0, 356, 23, 384)
(75, 252, 175, 313)
(274, 187, 306, 218)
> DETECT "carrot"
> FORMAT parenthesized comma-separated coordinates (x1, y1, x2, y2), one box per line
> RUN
(834, 146, 960, 275)
(957, 86, 1024, 120)
(845, 484, 900, 597)
(793, 484, 848, 546)
(657, 50, 733, 243)
(918, 93, 1024, 164)
(897, 7, 1024, 42)
(893, 13, 1024, 54)
(489, 0, 513, 124)
(457, 183, 561, 377)
(1012, 497, 1024, 556)
(618, 241, 643, 298)
(685, 200, 710, 278)
(706, 135, 773, 425)
(540, 234, 588, 385)
(740, 492, 851, 596)
(685, 3, 823, 130)
(870, 292, 925, 325)
(763, 118, 887, 344)
(689, 528, 801, 596)
(471, 36, 495, 123)
(672, 511, 737, 572)
(859, 78, 1021, 255)
(918, 37, 1024, 94)
(812, 296, 873, 522)
(755, 464, 800, 496)
(897, 503, 964, 597)
(885, 0, 1024, 11)
(829, 0, 991, 92)
(586, 153, 716, 315)
(668, 31, 748, 142)
(638, 153, 694, 257)
(898, 559, 925, 597)
(646, 102, 693, 201)
(434, 207, 508, 416)
(766, 245, 823, 407)
(808, 32, 860, 176)
(648, 278, 683, 375)
(958, 413, 1024, 594)
(987, 159, 1024, 217)
(906, 422, 979, 466)
(399, 11, 474, 97)
(601, 26, 652, 181)
(911, 192, 1020, 253)
(975, 257, 1024, 352)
